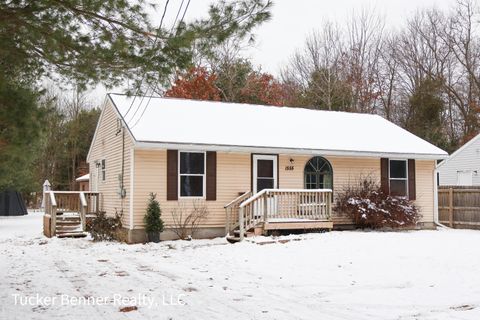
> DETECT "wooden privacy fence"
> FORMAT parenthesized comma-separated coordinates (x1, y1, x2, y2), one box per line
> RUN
(438, 186, 480, 229)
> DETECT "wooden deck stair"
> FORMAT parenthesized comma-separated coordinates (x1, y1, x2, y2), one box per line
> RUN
(43, 191, 99, 238)
(55, 213, 87, 238)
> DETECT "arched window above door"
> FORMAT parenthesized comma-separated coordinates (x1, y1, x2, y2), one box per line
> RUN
(304, 157, 333, 190)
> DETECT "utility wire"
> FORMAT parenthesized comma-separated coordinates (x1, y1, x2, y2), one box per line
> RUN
(130, 0, 192, 129)
(123, 0, 171, 122)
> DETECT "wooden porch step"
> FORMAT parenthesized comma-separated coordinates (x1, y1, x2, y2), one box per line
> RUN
(56, 216, 81, 221)
(263, 220, 333, 230)
(56, 220, 80, 225)
(57, 231, 87, 238)
(233, 230, 256, 238)
(226, 236, 241, 243)
(56, 226, 82, 232)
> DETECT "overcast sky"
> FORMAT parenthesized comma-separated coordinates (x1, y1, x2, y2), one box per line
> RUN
(92, 0, 456, 100)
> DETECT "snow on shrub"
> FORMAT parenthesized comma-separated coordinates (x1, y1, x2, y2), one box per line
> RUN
(334, 178, 420, 229)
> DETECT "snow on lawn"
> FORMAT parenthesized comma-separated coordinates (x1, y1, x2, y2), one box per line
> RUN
(1, 214, 480, 320)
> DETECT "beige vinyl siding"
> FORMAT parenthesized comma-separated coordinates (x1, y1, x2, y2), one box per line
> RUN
(415, 160, 435, 222)
(131, 151, 435, 229)
(87, 101, 133, 227)
(279, 155, 379, 192)
(132, 150, 251, 229)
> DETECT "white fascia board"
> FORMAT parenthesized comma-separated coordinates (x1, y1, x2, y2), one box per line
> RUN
(134, 141, 448, 160)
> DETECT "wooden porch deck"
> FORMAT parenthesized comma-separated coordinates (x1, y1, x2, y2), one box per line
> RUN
(263, 219, 333, 230)
(225, 189, 335, 241)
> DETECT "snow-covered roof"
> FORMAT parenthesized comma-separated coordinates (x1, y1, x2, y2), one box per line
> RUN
(75, 173, 89, 182)
(108, 93, 448, 159)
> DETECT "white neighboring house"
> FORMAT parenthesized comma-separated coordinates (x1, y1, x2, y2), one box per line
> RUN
(437, 134, 480, 186)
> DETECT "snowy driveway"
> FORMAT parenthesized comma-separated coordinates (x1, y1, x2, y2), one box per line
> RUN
(1, 212, 480, 320)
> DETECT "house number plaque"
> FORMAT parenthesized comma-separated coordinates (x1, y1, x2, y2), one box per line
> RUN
(285, 166, 294, 171)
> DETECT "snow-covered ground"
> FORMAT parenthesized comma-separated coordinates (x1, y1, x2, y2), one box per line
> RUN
(1, 213, 480, 320)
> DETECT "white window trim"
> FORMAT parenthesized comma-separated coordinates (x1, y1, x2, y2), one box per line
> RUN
(389, 159, 408, 197)
(252, 154, 278, 194)
(178, 151, 206, 199)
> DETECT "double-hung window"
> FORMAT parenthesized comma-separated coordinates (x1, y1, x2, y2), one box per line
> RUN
(389, 159, 408, 197)
(179, 152, 205, 197)
(101, 159, 106, 182)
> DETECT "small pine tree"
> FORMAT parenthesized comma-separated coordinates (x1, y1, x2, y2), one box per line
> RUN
(144, 193, 164, 233)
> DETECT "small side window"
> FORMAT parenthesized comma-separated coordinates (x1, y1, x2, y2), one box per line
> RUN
(101, 159, 106, 182)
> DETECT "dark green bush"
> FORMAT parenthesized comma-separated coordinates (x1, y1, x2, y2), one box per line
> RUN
(144, 193, 164, 233)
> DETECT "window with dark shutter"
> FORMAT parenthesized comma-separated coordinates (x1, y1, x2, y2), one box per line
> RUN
(167, 150, 178, 200)
(380, 158, 389, 194)
(206, 151, 217, 201)
(381, 158, 416, 199)
(408, 159, 416, 200)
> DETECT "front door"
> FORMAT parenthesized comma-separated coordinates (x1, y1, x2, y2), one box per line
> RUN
(253, 155, 278, 218)
(253, 154, 278, 193)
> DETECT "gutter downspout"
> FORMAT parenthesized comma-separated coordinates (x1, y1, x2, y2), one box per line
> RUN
(433, 162, 449, 228)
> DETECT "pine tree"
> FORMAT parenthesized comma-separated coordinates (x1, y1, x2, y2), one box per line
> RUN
(144, 193, 164, 233)
(407, 77, 449, 150)
(0, 77, 45, 193)
(0, 0, 272, 89)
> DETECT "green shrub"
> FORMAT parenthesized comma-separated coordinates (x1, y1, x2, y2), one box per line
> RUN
(144, 193, 164, 233)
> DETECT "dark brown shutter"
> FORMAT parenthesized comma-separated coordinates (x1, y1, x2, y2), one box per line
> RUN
(408, 159, 416, 200)
(167, 150, 178, 200)
(380, 158, 389, 195)
(206, 151, 217, 201)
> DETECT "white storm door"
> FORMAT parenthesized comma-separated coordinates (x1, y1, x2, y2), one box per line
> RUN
(253, 155, 278, 193)
(253, 155, 278, 217)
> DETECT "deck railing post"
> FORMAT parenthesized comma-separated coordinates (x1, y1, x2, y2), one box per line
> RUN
(263, 192, 269, 224)
(225, 208, 230, 236)
(49, 192, 57, 236)
(326, 191, 331, 219)
(79, 192, 87, 231)
(239, 207, 245, 241)
(96, 193, 100, 214)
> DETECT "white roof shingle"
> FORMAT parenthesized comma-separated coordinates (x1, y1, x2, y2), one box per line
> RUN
(108, 93, 447, 159)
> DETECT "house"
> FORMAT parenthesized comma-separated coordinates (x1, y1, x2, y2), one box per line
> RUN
(87, 93, 448, 243)
(75, 173, 90, 191)
(437, 133, 480, 186)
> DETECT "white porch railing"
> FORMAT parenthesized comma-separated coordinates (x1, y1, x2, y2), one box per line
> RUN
(231, 189, 332, 241)
(224, 191, 252, 236)
(44, 191, 100, 237)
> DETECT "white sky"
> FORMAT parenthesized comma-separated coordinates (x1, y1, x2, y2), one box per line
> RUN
(92, 0, 455, 100)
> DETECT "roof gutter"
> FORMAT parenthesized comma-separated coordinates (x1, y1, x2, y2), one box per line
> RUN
(134, 141, 448, 160)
